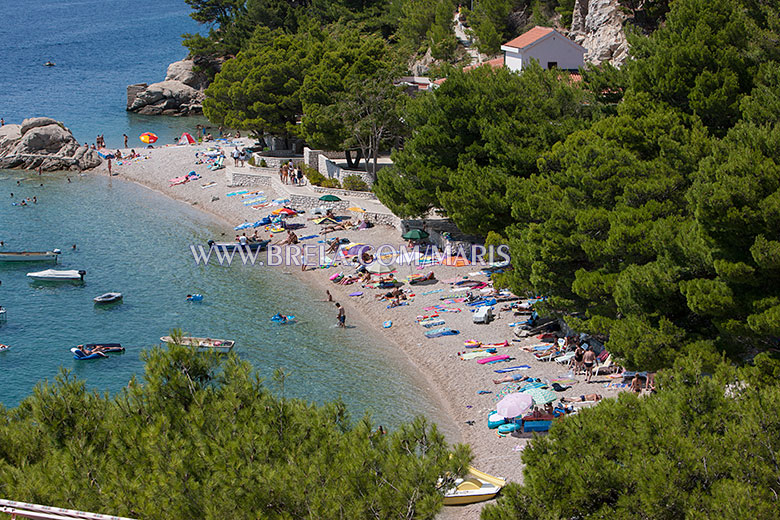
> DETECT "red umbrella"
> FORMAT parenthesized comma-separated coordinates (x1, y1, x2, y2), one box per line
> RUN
(139, 132, 158, 144)
(278, 208, 297, 216)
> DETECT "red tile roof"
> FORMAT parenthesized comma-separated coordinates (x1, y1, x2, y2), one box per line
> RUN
(463, 56, 505, 72)
(503, 26, 554, 50)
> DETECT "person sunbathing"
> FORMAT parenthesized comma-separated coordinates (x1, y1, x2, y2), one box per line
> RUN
(325, 238, 341, 254)
(387, 297, 404, 308)
(493, 373, 531, 384)
(321, 223, 346, 235)
(560, 394, 602, 403)
(409, 271, 435, 285)
(375, 287, 403, 300)
(275, 230, 298, 246)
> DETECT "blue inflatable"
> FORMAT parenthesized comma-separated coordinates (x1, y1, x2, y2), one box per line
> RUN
(488, 411, 507, 429)
(497, 422, 521, 434)
(271, 314, 295, 323)
(70, 348, 107, 360)
(187, 294, 203, 302)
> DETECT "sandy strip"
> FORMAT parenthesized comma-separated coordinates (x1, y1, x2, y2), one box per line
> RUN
(94, 143, 626, 517)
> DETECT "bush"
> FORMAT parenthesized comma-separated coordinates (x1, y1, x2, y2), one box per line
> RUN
(259, 158, 268, 167)
(342, 174, 370, 192)
(302, 164, 341, 188)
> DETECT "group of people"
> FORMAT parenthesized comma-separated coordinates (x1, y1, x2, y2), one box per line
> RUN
(235, 230, 264, 244)
(280, 161, 304, 185)
(231, 147, 250, 167)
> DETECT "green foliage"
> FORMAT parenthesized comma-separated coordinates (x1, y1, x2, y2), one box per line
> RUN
(203, 28, 319, 137)
(299, 31, 398, 151)
(626, 0, 766, 135)
(302, 164, 342, 188)
(342, 174, 371, 191)
(375, 63, 594, 234)
(482, 359, 780, 519)
(0, 344, 470, 518)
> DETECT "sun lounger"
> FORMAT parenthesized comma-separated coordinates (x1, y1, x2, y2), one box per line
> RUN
(555, 351, 576, 364)
(593, 355, 615, 376)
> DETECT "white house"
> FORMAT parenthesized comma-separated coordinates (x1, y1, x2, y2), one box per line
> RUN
(500, 26, 585, 73)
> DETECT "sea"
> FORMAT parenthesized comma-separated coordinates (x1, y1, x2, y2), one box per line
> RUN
(0, 1, 452, 432)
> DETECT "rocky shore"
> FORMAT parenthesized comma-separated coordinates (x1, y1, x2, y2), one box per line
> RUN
(0, 117, 101, 171)
(126, 59, 210, 116)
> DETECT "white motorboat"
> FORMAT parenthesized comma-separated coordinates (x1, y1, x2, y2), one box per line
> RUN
(0, 307, 6, 321)
(0, 249, 60, 262)
(443, 466, 506, 506)
(160, 335, 235, 353)
(26, 269, 86, 281)
(94, 292, 122, 303)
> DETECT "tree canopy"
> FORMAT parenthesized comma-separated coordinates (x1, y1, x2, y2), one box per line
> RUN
(0, 342, 471, 519)
(482, 357, 780, 519)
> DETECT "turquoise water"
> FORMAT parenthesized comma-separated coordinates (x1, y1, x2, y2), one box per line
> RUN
(0, 0, 207, 148)
(0, 172, 449, 430)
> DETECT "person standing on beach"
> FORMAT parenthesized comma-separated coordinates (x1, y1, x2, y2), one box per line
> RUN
(107, 157, 112, 175)
(1, 118, 4, 126)
(583, 348, 597, 382)
(123, 134, 128, 148)
(232, 147, 240, 167)
(336, 302, 346, 328)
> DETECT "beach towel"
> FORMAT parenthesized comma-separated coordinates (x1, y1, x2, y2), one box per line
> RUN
(420, 319, 445, 328)
(425, 327, 459, 338)
(494, 365, 531, 373)
(421, 289, 444, 296)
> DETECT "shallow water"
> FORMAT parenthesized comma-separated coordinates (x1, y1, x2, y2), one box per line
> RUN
(0, 172, 451, 431)
(0, 0, 208, 148)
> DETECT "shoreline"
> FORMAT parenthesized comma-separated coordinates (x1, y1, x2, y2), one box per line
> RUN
(89, 142, 625, 516)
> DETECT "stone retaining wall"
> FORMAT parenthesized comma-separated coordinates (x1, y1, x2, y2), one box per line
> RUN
(310, 186, 377, 200)
(227, 170, 274, 188)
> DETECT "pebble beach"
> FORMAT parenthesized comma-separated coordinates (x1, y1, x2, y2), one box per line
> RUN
(96, 141, 628, 517)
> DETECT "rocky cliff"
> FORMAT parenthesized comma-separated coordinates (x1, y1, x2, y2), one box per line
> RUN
(570, 0, 629, 66)
(0, 117, 102, 171)
(126, 59, 208, 116)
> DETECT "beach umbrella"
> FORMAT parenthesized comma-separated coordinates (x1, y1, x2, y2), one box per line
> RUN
(496, 393, 533, 419)
(319, 194, 341, 202)
(179, 132, 196, 145)
(521, 387, 558, 406)
(402, 229, 429, 240)
(366, 261, 394, 274)
(347, 206, 365, 213)
(139, 132, 158, 144)
(278, 208, 297, 216)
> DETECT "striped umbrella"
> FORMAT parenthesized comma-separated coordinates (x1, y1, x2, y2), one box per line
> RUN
(139, 132, 158, 144)
(521, 387, 558, 406)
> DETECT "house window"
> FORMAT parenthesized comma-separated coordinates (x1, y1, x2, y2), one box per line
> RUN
(547, 61, 558, 69)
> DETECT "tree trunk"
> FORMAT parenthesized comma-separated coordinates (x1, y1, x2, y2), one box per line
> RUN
(345, 149, 363, 169)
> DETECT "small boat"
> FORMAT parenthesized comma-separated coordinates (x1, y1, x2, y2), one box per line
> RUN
(0, 344, 10, 352)
(0, 307, 6, 321)
(0, 250, 60, 262)
(94, 292, 122, 304)
(44, 61, 56, 67)
(186, 294, 203, 302)
(443, 467, 506, 506)
(27, 269, 85, 281)
(207, 239, 270, 252)
(70, 347, 107, 360)
(271, 314, 295, 323)
(160, 336, 235, 353)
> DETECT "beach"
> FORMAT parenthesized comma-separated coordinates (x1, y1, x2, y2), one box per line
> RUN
(95, 142, 627, 516)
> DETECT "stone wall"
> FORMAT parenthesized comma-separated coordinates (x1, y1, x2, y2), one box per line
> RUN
(303, 147, 344, 168)
(226, 170, 274, 188)
(310, 186, 377, 200)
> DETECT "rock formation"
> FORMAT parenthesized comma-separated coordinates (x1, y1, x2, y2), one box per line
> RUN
(127, 59, 207, 116)
(0, 117, 101, 171)
(570, 0, 629, 66)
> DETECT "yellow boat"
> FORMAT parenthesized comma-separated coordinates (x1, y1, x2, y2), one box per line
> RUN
(443, 466, 506, 506)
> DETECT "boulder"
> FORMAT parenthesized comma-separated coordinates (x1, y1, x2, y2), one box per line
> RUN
(0, 118, 101, 171)
(165, 59, 208, 90)
(570, 0, 629, 66)
(127, 80, 205, 116)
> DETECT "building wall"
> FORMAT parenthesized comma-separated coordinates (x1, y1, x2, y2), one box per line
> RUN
(522, 36, 584, 70)
(504, 51, 525, 73)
